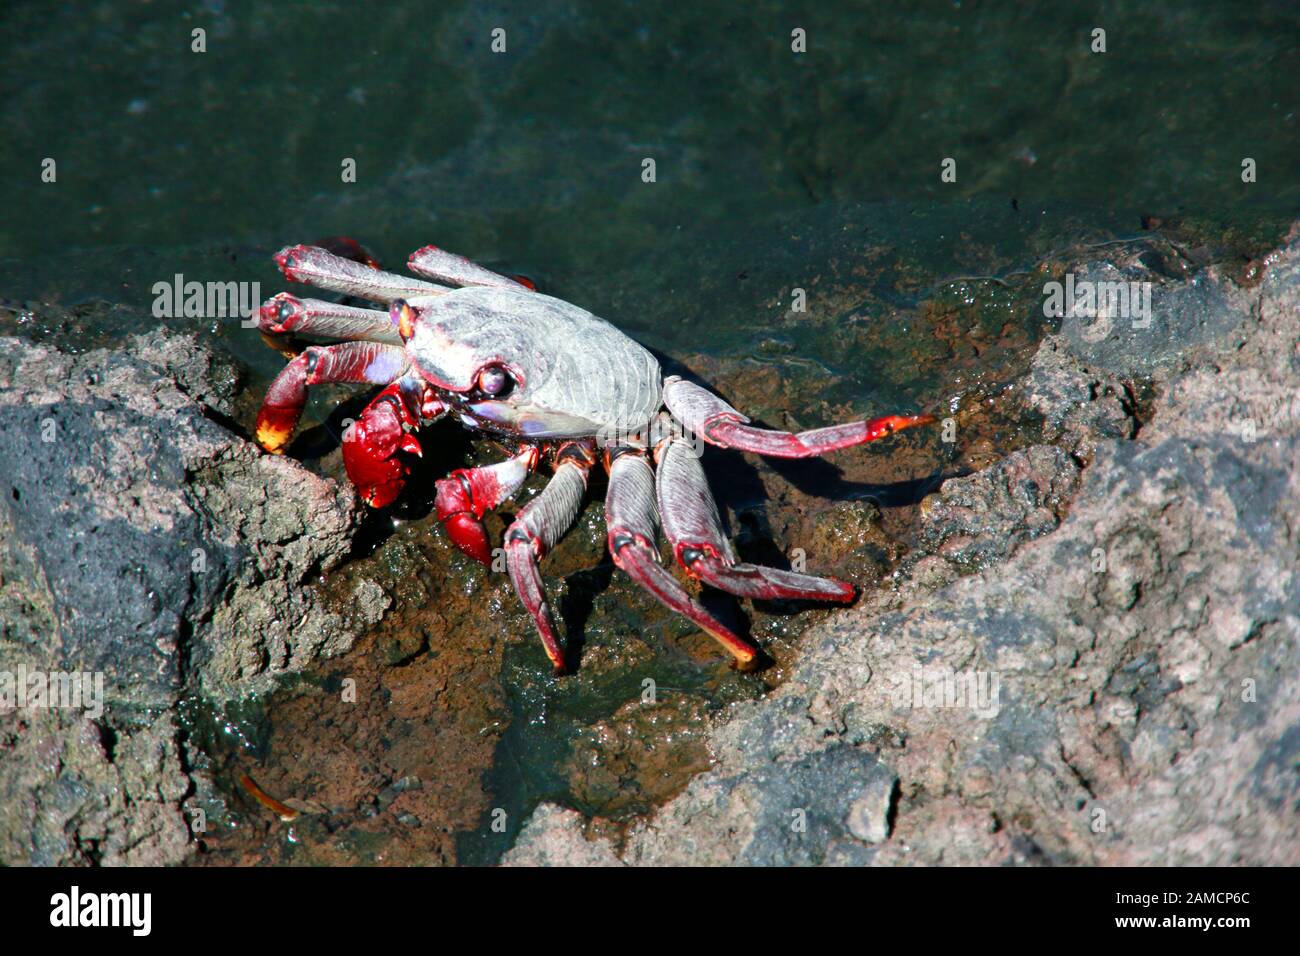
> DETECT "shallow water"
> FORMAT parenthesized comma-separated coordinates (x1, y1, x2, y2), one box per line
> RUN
(2, 0, 1295, 864)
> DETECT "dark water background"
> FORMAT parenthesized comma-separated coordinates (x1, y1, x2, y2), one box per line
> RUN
(3, 0, 1294, 460)
(3, 1, 1294, 323)
(1, 0, 1296, 864)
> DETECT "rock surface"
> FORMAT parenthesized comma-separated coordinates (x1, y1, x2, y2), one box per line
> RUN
(505, 226, 1300, 866)
(0, 330, 386, 864)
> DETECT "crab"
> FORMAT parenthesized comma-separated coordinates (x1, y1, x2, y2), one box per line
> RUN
(254, 238, 934, 673)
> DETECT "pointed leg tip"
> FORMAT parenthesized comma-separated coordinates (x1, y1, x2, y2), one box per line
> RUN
(408, 244, 445, 270)
(825, 578, 858, 603)
(255, 423, 293, 454)
(258, 292, 305, 334)
(273, 244, 313, 281)
(865, 413, 939, 442)
(541, 635, 569, 675)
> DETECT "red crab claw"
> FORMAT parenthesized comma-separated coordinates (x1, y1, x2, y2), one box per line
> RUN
(435, 449, 538, 565)
(437, 498, 493, 565)
(343, 383, 423, 508)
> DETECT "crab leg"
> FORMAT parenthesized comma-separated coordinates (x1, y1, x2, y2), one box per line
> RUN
(407, 245, 535, 291)
(274, 244, 449, 304)
(503, 450, 593, 673)
(435, 447, 539, 565)
(663, 375, 934, 458)
(255, 342, 407, 453)
(655, 437, 855, 603)
(258, 293, 402, 345)
(605, 450, 758, 668)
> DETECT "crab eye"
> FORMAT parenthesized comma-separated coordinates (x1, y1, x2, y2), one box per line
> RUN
(476, 364, 512, 397)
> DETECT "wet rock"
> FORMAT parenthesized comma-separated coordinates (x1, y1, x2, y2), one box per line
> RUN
(565, 698, 714, 818)
(509, 225, 1300, 866)
(1020, 334, 1138, 460)
(0, 325, 384, 864)
(917, 444, 1079, 570)
(918, 321, 1144, 581)
(1055, 254, 1255, 378)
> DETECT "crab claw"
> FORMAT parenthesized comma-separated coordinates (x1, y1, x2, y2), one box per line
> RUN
(343, 383, 422, 508)
(434, 449, 537, 565)
(440, 507, 493, 566)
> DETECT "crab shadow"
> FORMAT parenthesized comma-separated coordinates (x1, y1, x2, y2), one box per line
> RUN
(557, 552, 775, 674)
(698, 446, 958, 625)
(660, 353, 958, 514)
(654, 356, 962, 626)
